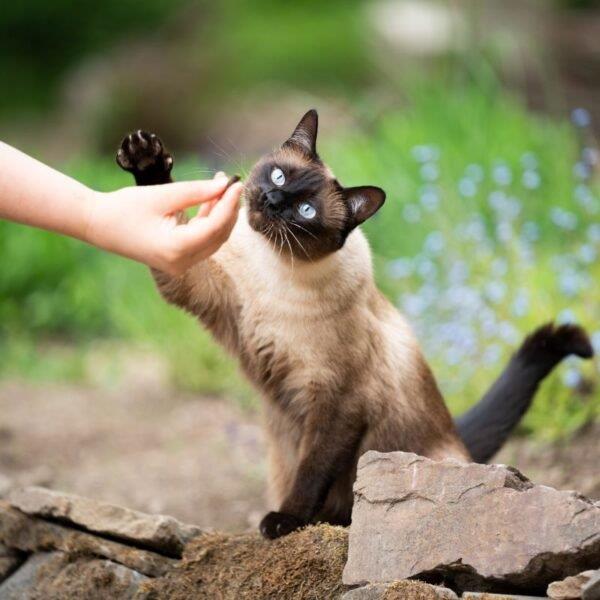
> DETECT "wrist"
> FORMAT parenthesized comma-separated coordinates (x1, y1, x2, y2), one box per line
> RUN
(81, 189, 106, 247)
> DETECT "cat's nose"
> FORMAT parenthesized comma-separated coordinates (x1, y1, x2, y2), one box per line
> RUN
(264, 189, 285, 209)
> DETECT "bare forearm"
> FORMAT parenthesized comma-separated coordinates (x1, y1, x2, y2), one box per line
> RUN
(0, 142, 93, 241)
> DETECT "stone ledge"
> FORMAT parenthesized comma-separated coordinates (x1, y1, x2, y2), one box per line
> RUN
(8, 486, 201, 557)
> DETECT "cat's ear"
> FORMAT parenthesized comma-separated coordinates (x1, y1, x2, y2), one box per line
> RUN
(283, 109, 318, 156)
(343, 186, 386, 229)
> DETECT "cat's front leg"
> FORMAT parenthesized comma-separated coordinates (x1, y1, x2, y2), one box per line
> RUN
(116, 130, 174, 186)
(259, 406, 365, 539)
(116, 130, 241, 353)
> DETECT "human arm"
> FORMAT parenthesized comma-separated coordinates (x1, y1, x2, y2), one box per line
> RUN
(0, 141, 242, 275)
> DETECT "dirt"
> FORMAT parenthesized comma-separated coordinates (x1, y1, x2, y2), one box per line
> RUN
(382, 580, 448, 600)
(0, 367, 598, 535)
(140, 524, 348, 599)
(0, 371, 267, 531)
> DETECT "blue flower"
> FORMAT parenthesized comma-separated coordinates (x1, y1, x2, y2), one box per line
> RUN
(562, 367, 581, 389)
(550, 207, 578, 230)
(558, 309, 577, 324)
(578, 244, 597, 264)
(496, 221, 514, 242)
(591, 331, 600, 354)
(463, 218, 487, 243)
(458, 177, 477, 198)
(587, 223, 600, 243)
(424, 231, 445, 254)
(411, 145, 440, 163)
(582, 147, 599, 166)
(403, 203, 421, 223)
(492, 163, 512, 186)
(511, 290, 530, 317)
(491, 258, 508, 277)
(571, 107, 591, 128)
(559, 271, 583, 297)
(522, 221, 540, 242)
(522, 170, 541, 190)
(465, 163, 485, 182)
(498, 321, 520, 344)
(482, 344, 502, 366)
(520, 152, 539, 170)
(573, 161, 591, 181)
(485, 281, 507, 304)
(416, 258, 438, 281)
(387, 258, 413, 279)
(419, 185, 440, 211)
(420, 162, 440, 182)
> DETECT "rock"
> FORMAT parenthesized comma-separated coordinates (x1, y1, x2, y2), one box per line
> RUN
(548, 571, 596, 599)
(0, 542, 23, 581)
(0, 550, 149, 599)
(344, 452, 600, 594)
(8, 486, 201, 557)
(0, 552, 57, 599)
(342, 581, 458, 599)
(462, 595, 548, 599)
(0, 502, 175, 577)
(583, 571, 600, 600)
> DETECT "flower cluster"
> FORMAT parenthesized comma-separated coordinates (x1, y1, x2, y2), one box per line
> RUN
(386, 108, 600, 411)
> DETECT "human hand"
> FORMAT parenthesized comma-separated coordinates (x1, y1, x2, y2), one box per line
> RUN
(86, 173, 242, 275)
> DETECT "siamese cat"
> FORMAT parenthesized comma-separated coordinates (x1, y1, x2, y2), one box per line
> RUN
(116, 110, 593, 539)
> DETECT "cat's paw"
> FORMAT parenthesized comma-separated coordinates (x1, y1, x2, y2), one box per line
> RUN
(259, 511, 304, 539)
(116, 130, 173, 180)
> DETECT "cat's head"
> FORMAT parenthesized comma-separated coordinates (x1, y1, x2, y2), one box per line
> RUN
(245, 110, 385, 261)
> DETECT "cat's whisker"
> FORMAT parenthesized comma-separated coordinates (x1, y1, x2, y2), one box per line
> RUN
(283, 228, 295, 271)
(285, 224, 311, 262)
(207, 136, 234, 164)
(177, 168, 220, 178)
(288, 221, 318, 241)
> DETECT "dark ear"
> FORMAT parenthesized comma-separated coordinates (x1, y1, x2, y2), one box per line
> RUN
(283, 109, 318, 156)
(344, 186, 386, 229)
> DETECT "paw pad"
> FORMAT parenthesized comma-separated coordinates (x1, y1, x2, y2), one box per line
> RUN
(116, 130, 173, 175)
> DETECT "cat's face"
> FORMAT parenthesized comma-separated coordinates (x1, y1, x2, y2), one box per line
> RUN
(245, 110, 385, 261)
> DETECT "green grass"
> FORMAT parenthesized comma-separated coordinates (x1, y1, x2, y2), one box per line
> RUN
(1, 81, 598, 439)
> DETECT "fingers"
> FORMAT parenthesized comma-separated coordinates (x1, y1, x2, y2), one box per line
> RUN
(174, 181, 243, 254)
(148, 177, 231, 212)
(197, 172, 227, 218)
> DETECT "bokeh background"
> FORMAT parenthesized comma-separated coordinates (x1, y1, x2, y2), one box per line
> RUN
(1, 0, 599, 529)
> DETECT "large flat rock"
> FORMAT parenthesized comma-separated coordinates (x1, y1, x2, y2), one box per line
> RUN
(344, 452, 600, 594)
(8, 486, 201, 557)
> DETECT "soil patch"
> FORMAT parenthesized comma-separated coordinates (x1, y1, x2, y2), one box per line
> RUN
(140, 524, 348, 599)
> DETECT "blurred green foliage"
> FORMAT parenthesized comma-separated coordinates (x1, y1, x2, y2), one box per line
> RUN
(1, 0, 599, 439)
(0, 0, 189, 113)
(1, 77, 598, 438)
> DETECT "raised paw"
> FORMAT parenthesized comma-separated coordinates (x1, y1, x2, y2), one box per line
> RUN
(259, 511, 305, 540)
(116, 130, 173, 185)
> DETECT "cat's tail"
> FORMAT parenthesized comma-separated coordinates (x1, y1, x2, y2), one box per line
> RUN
(455, 322, 594, 463)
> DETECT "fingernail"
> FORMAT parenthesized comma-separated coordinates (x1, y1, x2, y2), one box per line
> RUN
(214, 171, 227, 180)
(226, 175, 241, 189)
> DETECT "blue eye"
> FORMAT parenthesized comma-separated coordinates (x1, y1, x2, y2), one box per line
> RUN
(271, 167, 285, 186)
(298, 202, 316, 219)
